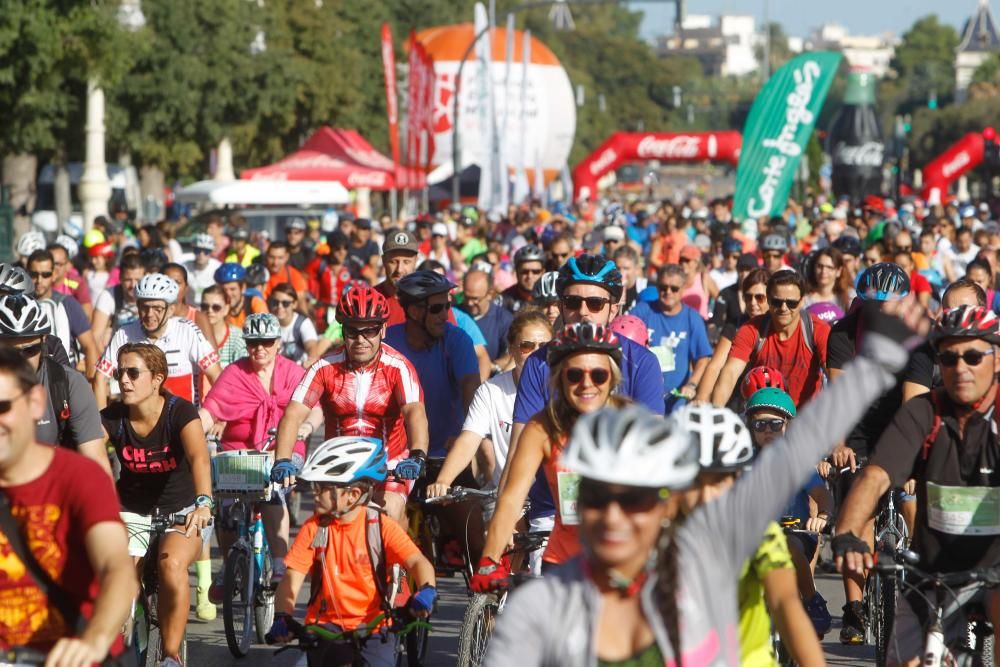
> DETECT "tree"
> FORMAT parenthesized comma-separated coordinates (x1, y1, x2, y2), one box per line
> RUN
(888, 16, 959, 112)
(972, 52, 1000, 85)
(755, 22, 793, 77)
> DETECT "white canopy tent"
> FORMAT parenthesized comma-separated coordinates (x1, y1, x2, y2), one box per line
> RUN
(175, 179, 350, 206)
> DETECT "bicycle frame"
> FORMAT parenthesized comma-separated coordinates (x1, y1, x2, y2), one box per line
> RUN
(224, 495, 271, 596)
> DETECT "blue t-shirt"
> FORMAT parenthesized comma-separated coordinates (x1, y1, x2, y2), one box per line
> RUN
(781, 471, 825, 523)
(385, 323, 480, 457)
(453, 308, 487, 347)
(512, 335, 666, 423)
(629, 302, 712, 413)
(463, 303, 512, 361)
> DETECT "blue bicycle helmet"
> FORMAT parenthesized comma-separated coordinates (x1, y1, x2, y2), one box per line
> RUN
(722, 238, 743, 256)
(856, 262, 909, 302)
(555, 254, 624, 302)
(214, 262, 247, 284)
(298, 436, 388, 485)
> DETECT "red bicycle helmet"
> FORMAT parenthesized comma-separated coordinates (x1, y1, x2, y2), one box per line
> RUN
(547, 322, 622, 368)
(740, 366, 787, 399)
(336, 283, 389, 323)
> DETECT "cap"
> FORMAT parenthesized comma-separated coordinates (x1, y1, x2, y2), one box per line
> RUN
(693, 233, 711, 251)
(980, 203, 991, 213)
(680, 245, 702, 261)
(285, 217, 307, 231)
(602, 225, 625, 242)
(382, 230, 418, 255)
(960, 205, 976, 218)
(831, 209, 847, 221)
(737, 253, 759, 271)
(230, 227, 250, 241)
(487, 211, 502, 224)
(431, 223, 449, 237)
(355, 218, 372, 230)
(985, 221, 1000, 235)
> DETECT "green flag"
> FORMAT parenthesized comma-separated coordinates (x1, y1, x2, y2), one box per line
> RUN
(732, 51, 843, 221)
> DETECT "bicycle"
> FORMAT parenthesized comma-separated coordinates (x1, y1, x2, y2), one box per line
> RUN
(212, 446, 279, 657)
(268, 606, 431, 667)
(875, 546, 998, 666)
(122, 509, 196, 666)
(455, 531, 549, 667)
(865, 488, 910, 667)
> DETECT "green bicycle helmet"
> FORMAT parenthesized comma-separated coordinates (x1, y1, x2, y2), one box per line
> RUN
(745, 388, 796, 420)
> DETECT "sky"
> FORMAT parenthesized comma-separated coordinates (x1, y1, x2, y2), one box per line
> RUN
(629, 0, 991, 40)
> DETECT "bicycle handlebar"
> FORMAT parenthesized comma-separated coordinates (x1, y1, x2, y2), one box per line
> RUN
(268, 609, 431, 654)
(875, 547, 1000, 588)
(423, 486, 496, 505)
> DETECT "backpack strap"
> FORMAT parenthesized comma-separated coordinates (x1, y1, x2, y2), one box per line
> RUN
(800, 313, 815, 356)
(42, 356, 72, 449)
(113, 284, 124, 313)
(921, 389, 945, 462)
(365, 506, 393, 617)
(292, 314, 306, 350)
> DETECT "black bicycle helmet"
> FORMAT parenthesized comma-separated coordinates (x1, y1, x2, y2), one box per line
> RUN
(245, 263, 270, 287)
(395, 270, 456, 307)
(0, 263, 34, 295)
(513, 244, 545, 267)
(555, 254, 624, 302)
(856, 262, 910, 302)
(930, 305, 1000, 348)
(833, 235, 862, 257)
(547, 322, 622, 368)
(760, 233, 788, 253)
(140, 247, 168, 273)
(0, 295, 52, 337)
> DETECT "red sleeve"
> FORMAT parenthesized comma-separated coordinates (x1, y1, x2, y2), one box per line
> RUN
(812, 316, 831, 365)
(285, 518, 319, 574)
(911, 273, 932, 295)
(729, 319, 760, 362)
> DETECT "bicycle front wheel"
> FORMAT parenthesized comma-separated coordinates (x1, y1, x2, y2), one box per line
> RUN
(456, 593, 501, 667)
(223, 548, 254, 657)
(254, 549, 275, 644)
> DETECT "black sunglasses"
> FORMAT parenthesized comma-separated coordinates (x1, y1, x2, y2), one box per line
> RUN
(578, 482, 664, 512)
(750, 418, 786, 433)
(247, 338, 279, 349)
(28, 271, 53, 280)
(15, 342, 43, 358)
(0, 390, 26, 416)
(562, 295, 612, 312)
(770, 297, 801, 310)
(564, 367, 611, 386)
(657, 284, 682, 294)
(938, 348, 996, 368)
(114, 367, 150, 382)
(518, 268, 544, 276)
(344, 325, 382, 340)
(420, 302, 450, 315)
(200, 303, 225, 313)
(268, 299, 295, 309)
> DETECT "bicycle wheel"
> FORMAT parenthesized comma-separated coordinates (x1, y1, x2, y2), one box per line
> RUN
(875, 570, 895, 667)
(456, 593, 501, 667)
(223, 548, 254, 657)
(406, 617, 431, 667)
(254, 549, 275, 644)
(142, 593, 161, 667)
(864, 569, 884, 663)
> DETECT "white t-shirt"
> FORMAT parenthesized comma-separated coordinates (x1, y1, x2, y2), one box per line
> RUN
(184, 258, 222, 303)
(461, 371, 516, 488)
(710, 268, 738, 291)
(279, 314, 319, 363)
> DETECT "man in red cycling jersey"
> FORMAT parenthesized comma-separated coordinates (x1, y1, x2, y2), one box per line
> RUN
(273, 284, 429, 522)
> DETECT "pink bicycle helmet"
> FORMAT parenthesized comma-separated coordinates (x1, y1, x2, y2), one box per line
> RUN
(610, 315, 649, 347)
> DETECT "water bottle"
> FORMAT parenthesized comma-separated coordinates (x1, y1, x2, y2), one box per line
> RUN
(827, 68, 885, 202)
(253, 513, 264, 555)
(922, 621, 945, 666)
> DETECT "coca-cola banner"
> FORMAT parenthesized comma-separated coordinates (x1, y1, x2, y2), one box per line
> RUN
(921, 132, 985, 203)
(406, 30, 436, 175)
(380, 23, 401, 177)
(828, 69, 884, 201)
(572, 131, 741, 200)
(732, 51, 842, 221)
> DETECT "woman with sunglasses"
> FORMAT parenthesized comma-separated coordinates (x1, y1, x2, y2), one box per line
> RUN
(471, 322, 627, 590)
(487, 300, 927, 666)
(677, 245, 719, 320)
(267, 282, 319, 364)
(199, 284, 246, 369)
(695, 269, 770, 405)
(199, 314, 323, 604)
(803, 247, 855, 312)
(102, 343, 213, 667)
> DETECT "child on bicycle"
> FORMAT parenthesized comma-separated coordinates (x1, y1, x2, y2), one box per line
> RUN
(745, 387, 834, 636)
(267, 436, 436, 667)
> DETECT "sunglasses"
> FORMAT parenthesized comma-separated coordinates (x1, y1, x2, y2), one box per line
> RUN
(744, 293, 767, 304)
(564, 367, 611, 386)
(15, 342, 43, 358)
(114, 367, 150, 382)
(0, 390, 26, 416)
(658, 284, 682, 294)
(246, 338, 279, 349)
(423, 302, 450, 315)
(200, 303, 225, 313)
(518, 340, 545, 353)
(763, 252, 783, 260)
(28, 271, 53, 279)
(344, 325, 382, 340)
(194, 248, 212, 255)
(750, 418, 786, 433)
(562, 295, 612, 313)
(268, 299, 295, 309)
(518, 268, 544, 276)
(770, 297, 801, 310)
(577, 482, 665, 512)
(937, 348, 996, 368)
(896, 246, 912, 253)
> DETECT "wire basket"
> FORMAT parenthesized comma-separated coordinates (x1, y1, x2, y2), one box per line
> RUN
(212, 451, 274, 495)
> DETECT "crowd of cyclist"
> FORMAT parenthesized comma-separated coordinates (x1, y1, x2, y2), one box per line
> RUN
(0, 193, 998, 666)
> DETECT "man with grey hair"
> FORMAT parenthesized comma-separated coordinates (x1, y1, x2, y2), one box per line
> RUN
(629, 264, 712, 414)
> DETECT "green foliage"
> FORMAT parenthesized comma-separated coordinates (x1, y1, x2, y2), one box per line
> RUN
(972, 52, 1000, 84)
(906, 96, 997, 165)
(888, 15, 959, 112)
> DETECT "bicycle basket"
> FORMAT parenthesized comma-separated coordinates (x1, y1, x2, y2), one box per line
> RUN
(211, 451, 274, 494)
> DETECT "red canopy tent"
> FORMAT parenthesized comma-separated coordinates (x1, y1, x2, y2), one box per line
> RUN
(241, 127, 426, 190)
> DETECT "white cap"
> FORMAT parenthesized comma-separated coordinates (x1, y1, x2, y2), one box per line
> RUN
(602, 225, 625, 242)
(431, 222, 449, 237)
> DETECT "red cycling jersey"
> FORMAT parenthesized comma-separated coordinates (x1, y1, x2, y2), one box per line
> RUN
(290, 344, 423, 459)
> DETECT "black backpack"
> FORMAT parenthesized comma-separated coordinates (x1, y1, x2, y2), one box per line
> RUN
(40, 355, 73, 450)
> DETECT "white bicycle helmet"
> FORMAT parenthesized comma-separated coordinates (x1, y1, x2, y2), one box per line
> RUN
(243, 313, 281, 340)
(54, 234, 79, 260)
(299, 436, 388, 485)
(0, 295, 52, 337)
(561, 405, 701, 489)
(193, 233, 216, 251)
(16, 231, 46, 259)
(532, 271, 559, 303)
(0, 264, 34, 295)
(673, 404, 754, 473)
(134, 273, 179, 304)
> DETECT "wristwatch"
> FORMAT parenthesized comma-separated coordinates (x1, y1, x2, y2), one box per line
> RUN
(195, 495, 215, 510)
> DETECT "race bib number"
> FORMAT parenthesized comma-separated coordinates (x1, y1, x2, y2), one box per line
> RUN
(651, 345, 675, 373)
(557, 471, 581, 526)
(926, 482, 1000, 536)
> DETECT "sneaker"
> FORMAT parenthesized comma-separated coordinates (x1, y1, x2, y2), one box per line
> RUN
(839, 601, 866, 645)
(195, 586, 217, 621)
(208, 573, 225, 605)
(804, 591, 832, 636)
(158, 656, 183, 667)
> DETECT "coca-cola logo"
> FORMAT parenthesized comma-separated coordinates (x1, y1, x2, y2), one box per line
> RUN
(833, 141, 884, 167)
(589, 148, 618, 176)
(942, 151, 971, 179)
(347, 171, 389, 188)
(637, 135, 702, 159)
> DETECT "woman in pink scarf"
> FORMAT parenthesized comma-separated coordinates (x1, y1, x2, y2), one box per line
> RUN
(199, 314, 323, 613)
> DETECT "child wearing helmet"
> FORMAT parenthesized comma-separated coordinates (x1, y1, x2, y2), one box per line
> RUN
(745, 388, 834, 637)
(269, 437, 436, 663)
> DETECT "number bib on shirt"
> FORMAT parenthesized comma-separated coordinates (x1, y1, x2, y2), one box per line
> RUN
(927, 482, 1000, 536)
(557, 471, 581, 526)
